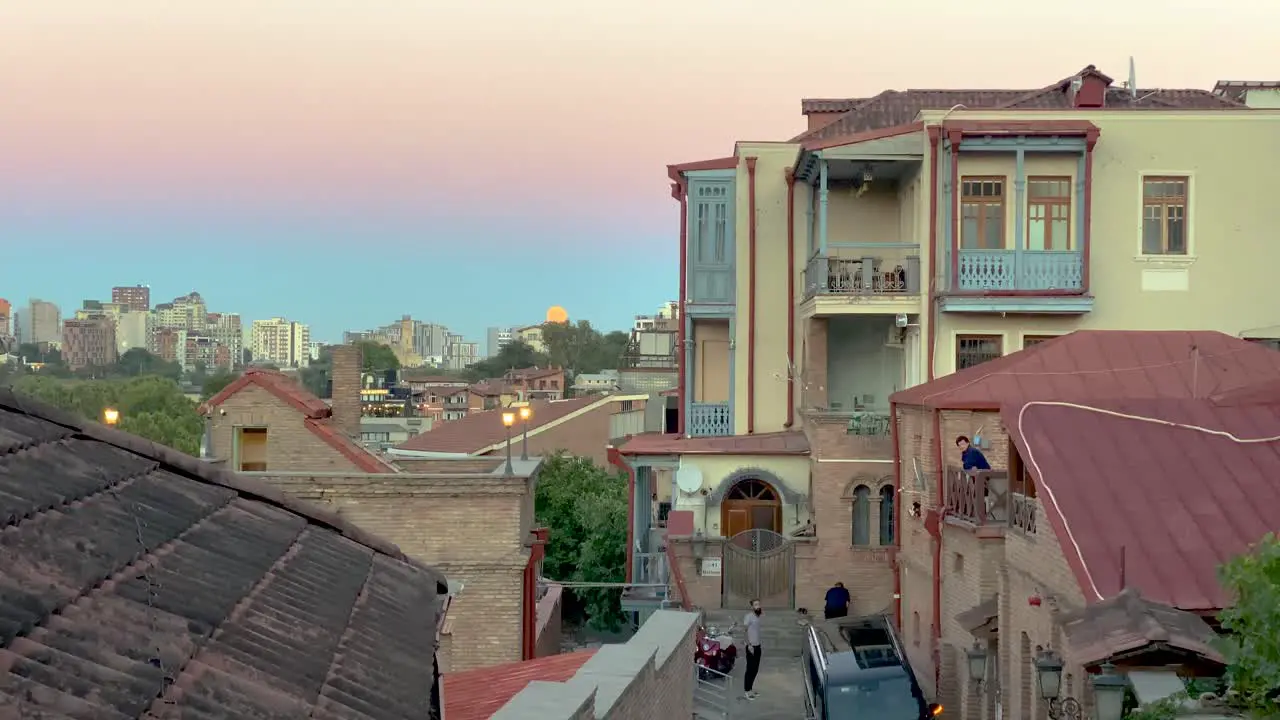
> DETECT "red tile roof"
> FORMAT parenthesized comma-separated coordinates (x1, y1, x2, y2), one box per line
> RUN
(199, 369, 393, 474)
(442, 649, 597, 720)
(891, 331, 1280, 410)
(1003, 396, 1280, 611)
(394, 396, 602, 454)
(793, 64, 1247, 143)
(618, 430, 809, 456)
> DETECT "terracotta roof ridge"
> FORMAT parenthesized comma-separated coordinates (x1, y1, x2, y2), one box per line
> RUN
(0, 387, 444, 590)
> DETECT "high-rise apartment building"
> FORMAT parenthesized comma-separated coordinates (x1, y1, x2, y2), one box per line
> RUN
(443, 333, 479, 370)
(206, 313, 243, 366)
(20, 299, 61, 346)
(111, 285, 151, 312)
(115, 310, 153, 355)
(154, 292, 207, 332)
(486, 326, 516, 357)
(62, 318, 117, 371)
(250, 317, 311, 368)
(0, 298, 11, 338)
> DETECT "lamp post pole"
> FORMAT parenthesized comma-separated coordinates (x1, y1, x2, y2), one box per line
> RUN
(502, 412, 516, 476)
(520, 406, 532, 461)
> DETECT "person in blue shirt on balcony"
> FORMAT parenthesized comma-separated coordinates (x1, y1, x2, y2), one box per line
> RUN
(956, 435, 991, 472)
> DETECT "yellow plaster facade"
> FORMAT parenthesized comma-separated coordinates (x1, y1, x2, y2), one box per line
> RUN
(669, 453, 811, 537)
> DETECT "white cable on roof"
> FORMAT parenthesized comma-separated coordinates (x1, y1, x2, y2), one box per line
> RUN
(920, 346, 1250, 404)
(1016, 399, 1280, 603)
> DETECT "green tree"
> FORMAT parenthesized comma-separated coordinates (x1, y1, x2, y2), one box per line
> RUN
(11, 374, 203, 455)
(116, 347, 182, 380)
(201, 370, 239, 400)
(464, 340, 550, 382)
(358, 341, 400, 372)
(299, 345, 333, 398)
(534, 453, 628, 631)
(1218, 532, 1280, 713)
(541, 321, 630, 376)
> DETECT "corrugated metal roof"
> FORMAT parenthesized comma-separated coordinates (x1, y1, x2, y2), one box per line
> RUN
(442, 649, 597, 720)
(1003, 396, 1280, 611)
(892, 330, 1280, 409)
(395, 396, 602, 454)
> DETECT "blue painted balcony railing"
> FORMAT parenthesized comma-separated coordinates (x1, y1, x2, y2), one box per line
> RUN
(956, 249, 1084, 292)
(688, 402, 732, 437)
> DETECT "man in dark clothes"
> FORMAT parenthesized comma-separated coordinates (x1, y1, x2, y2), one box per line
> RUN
(956, 435, 991, 472)
(824, 582, 851, 619)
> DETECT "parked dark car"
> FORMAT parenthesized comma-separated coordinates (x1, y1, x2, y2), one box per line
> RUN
(802, 614, 942, 720)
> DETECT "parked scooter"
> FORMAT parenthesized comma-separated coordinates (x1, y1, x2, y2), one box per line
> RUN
(694, 623, 738, 679)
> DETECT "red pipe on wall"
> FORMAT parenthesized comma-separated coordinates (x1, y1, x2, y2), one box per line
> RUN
(925, 127, 941, 382)
(931, 410, 945, 694)
(522, 528, 548, 660)
(746, 157, 758, 435)
(784, 168, 797, 429)
(674, 181, 688, 436)
(1082, 129, 1099, 293)
(890, 401, 902, 629)
(609, 446, 636, 583)
(948, 132, 961, 305)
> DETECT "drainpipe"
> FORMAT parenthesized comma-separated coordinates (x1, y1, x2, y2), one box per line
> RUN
(931, 409, 945, 695)
(746, 157, 758, 434)
(1082, 128, 1099, 294)
(784, 168, 797, 429)
(609, 446, 637, 582)
(674, 180, 688, 436)
(891, 401, 902, 629)
(925, 126, 941, 382)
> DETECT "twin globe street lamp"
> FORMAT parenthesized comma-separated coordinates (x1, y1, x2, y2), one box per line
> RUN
(500, 405, 535, 476)
(964, 643, 1127, 720)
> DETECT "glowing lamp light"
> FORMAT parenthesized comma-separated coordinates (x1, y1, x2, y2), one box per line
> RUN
(502, 412, 516, 428)
(102, 408, 120, 426)
(519, 406, 532, 421)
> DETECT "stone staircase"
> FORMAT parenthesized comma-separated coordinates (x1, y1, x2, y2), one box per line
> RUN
(702, 608, 810, 659)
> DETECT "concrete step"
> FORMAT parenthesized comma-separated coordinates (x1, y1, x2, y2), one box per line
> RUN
(702, 610, 809, 658)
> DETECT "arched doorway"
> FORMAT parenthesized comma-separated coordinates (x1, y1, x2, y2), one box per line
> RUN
(720, 477, 782, 538)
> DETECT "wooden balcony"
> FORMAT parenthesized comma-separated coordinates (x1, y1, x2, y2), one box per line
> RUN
(945, 467, 1040, 533)
(688, 402, 731, 437)
(805, 251, 921, 297)
(955, 249, 1083, 292)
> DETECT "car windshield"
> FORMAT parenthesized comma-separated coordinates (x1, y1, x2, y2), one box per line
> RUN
(826, 676, 923, 719)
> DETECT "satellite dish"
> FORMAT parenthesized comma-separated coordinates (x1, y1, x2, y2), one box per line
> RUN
(675, 465, 704, 495)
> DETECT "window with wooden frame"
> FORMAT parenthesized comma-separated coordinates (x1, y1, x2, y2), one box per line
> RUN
(1026, 177, 1072, 250)
(1008, 450, 1038, 499)
(1022, 334, 1058, 349)
(1141, 176, 1189, 255)
(235, 427, 268, 472)
(956, 335, 1002, 370)
(960, 177, 1006, 249)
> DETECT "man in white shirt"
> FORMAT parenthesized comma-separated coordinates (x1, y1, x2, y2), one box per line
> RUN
(742, 599, 763, 700)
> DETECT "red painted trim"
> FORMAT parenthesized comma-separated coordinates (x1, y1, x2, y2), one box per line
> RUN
(1082, 128, 1099, 293)
(941, 119, 1098, 136)
(675, 181, 688, 436)
(667, 156, 738, 181)
(948, 131, 962, 297)
(665, 542, 693, 611)
(200, 369, 330, 418)
(746, 156, 758, 435)
(931, 409, 945, 694)
(522, 528, 548, 660)
(784, 168, 797, 429)
(608, 446, 636, 582)
(890, 401, 902, 629)
(926, 127, 941, 382)
(803, 121, 925, 151)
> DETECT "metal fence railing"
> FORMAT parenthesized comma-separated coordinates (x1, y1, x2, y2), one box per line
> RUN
(694, 663, 734, 719)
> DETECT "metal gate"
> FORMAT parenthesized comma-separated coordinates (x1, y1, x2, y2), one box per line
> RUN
(722, 529, 795, 609)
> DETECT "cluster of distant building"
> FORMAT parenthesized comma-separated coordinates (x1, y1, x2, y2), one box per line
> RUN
(0, 287, 315, 374)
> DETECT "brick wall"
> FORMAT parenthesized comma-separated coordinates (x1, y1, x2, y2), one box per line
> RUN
(536, 584, 565, 658)
(490, 610, 698, 720)
(250, 470, 535, 671)
(802, 415, 896, 616)
(482, 400, 617, 467)
(667, 536, 724, 609)
(210, 385, 363, 472)
(329, 344, 362, 439)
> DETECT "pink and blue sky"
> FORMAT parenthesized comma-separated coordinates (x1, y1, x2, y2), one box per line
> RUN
(2, 1, 1273, 343)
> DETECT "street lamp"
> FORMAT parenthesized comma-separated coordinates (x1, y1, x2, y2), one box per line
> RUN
(1035, 648, 1081, 720)
(519, 405, 532, 461)
(501, 411, 516, 475)
(965, 641, 988, 686)
(102, 408, 120, 426)
(1090, 663, 1128, 720)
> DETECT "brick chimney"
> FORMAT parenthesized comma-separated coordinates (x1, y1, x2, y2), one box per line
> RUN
(329, 344, 362, 439)
(1068, 65, 1112, 109)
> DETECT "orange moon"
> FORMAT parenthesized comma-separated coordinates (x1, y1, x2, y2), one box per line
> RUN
(546, 306, 569, 323)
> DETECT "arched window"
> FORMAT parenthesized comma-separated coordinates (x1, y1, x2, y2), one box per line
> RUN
(879, 486, 896, 546)
(851, 484, 871, 546)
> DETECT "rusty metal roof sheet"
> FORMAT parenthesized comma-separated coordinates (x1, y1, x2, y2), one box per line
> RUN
(1003, 396, 1280, 611)
(1060, 588, 1225, 667)
(442, 649, 597, 720)
(394, 396, 603, 454)
(0, 389, 448, 719)
(617, 430, 809, 456)
(891, 330, 1280, 410)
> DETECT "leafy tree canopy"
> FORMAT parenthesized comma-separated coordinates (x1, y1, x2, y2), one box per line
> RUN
(464, 340, 549, 382)
(116, 347, 183, 380)
(1218, 532, 1280, 713)
(10, 374, 204, 455)
(200, 369, 239, 400)
(534, 453, 628, 631)
(357, 341, 400, 372)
